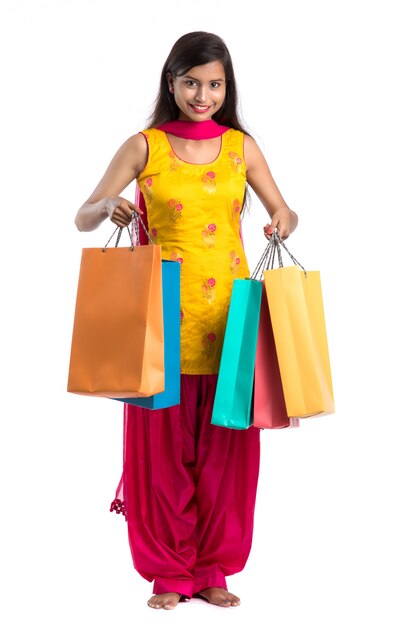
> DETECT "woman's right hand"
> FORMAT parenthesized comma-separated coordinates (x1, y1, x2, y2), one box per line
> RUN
(105, 197, 143, 228)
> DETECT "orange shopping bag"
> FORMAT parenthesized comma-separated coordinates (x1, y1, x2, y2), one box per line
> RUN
(263, 233, 335, 419)
(67, 222, 164, 398)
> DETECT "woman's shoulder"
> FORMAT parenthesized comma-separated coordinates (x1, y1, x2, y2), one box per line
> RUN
(122, 130, 149, 153)
(225, 127, 244, 138)
(137, 127, 169, 152)
(139, 127, 165, 139)
(243, 134, 262, 160)
(222, 127, 246, 149)
(221, 128, 249, 165)
(108, 131, 149, 177)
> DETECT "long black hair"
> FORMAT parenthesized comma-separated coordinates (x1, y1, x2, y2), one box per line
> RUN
(146, 31, 248, 133)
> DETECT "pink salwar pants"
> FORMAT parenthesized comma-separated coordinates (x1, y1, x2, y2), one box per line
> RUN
(111, 374, 260, 598)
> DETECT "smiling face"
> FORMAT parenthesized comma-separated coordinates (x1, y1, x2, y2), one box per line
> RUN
(167, 60, 227, 122)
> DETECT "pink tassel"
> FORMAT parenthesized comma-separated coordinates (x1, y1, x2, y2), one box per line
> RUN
(109, 498, 127, 520)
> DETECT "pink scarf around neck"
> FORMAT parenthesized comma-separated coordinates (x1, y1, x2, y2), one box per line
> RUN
(157, 119, 229, 139)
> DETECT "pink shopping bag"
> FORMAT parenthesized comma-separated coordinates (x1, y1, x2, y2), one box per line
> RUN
(254, 283, 300, 429)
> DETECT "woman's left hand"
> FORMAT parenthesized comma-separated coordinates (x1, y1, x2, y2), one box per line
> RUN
(264, 207, 292, 240)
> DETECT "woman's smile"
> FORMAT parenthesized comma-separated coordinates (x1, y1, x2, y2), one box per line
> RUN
(188, 104, 213, 114)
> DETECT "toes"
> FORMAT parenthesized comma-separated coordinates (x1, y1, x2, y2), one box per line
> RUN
(147, 595, 163, 609)
(194, 587, 241, 607)
(147, 592, 183, 610)
(219, 592, 240, 607)
(148, 602, 161, 609)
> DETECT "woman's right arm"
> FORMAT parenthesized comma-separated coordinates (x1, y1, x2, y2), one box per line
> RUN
(74, 132, 148, 231)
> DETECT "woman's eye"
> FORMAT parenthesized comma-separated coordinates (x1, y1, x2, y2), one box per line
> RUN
(185, 80, 197, 87)
(210, 82, 220, 88)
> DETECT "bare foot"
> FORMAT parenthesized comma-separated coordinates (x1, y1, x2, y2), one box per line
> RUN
(195, 587, 240, 607)
(147, 592, 184, 610)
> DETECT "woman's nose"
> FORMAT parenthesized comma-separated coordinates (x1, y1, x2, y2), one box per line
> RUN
(195, 86, 207, 102)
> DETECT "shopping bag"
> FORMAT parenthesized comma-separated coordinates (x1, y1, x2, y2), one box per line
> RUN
(114, 259, 180, 409)
(264, 235, 335, 418)
(211, 278, 262, 429)
(67, 223, 164, 398)
(253, 283, 300, 429)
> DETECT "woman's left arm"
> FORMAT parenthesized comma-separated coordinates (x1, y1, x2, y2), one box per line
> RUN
(244, 134, 298, 239)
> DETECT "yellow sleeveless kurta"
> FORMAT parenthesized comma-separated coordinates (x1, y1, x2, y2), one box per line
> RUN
(137, 128, 250, 374)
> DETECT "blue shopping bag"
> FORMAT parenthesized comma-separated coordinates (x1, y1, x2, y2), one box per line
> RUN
(211, 278, 262, 429)
(114, 260, 180, 409)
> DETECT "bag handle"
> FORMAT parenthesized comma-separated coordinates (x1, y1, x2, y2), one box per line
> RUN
(132, 210, 154, 245)
(251, 230, 307, 280)
(102, 210, 152, 252)
(274, 232, 307, 275)
(251, 233, 281, 279)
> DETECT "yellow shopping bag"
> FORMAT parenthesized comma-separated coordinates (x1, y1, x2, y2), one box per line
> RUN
(263, 237, 335, 418)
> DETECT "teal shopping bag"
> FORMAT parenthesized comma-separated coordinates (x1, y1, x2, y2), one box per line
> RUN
(114, 260, 180, 409)
(211, 278, 262, 429)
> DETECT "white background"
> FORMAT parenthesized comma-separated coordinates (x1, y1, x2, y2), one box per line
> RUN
(1, 1, 417, 624)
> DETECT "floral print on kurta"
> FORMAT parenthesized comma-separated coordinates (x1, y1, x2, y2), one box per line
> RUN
(229, 251, 241, 276)
(232, 199, 241, 220)
(202, 223, 217, 247)
(168, 150, 182, 171)
(201, 331, 217, 358)
(201, 170, 216, 193)
(202, 277, 216, 303)
(169, 251, 184, 264)
(143, 177, 153, 203)
(167, 199, 183, 225)
(228, 151, 243, 173)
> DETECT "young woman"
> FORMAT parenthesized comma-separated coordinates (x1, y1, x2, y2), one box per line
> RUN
(75, 31, 298, 610)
